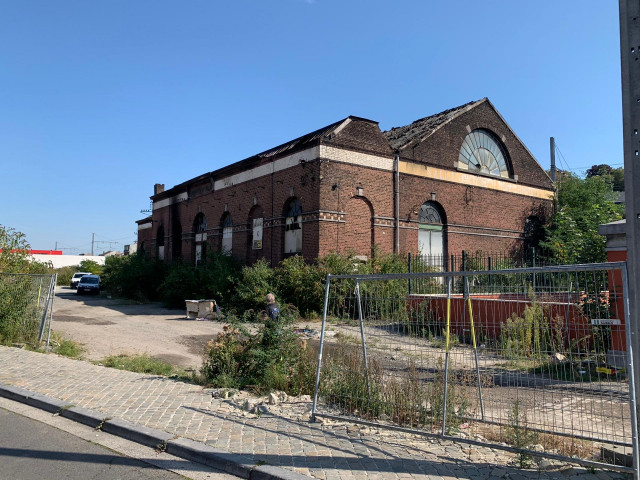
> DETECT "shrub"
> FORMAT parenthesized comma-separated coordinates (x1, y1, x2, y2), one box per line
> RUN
(235, 259, 277, 312)
(0, 275, 41, 344)
(101, 254, 166, 301)
(201, 306, 316, 395)
(275, 255, 325, 316)
(55, 266, 78, 286)
(505, 399, 539, 467)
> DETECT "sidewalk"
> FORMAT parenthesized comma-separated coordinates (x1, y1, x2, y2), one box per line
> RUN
(0, 346, 631, 480)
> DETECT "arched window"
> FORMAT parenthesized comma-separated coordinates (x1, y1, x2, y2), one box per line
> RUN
(458, 129, 511, 178)
(221, 213, 233, 254)
(156, 226, 165, 261)
(418, 202, 445, 269)
(172, 220, 182, 259)
(284, 198, 302, 254)
(193, 213, 207, 265)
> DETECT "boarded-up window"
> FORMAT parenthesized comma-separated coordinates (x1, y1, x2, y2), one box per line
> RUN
(221, 214, 233, 254)
(284, 198, 302, 254)
(193, 213, 207, 265)
(252, 217, 263, 250)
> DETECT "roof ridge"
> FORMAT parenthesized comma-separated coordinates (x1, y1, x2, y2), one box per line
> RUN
(384, 99, 485, 150)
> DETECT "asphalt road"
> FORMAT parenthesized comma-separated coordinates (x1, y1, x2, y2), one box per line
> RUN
(0, 399, 240, 480)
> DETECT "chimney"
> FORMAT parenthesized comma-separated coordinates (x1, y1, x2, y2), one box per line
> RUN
(154, 183, 165, 195)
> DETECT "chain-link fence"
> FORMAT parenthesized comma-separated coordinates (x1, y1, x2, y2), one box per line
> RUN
(312, 262, 638, 475)
(0, 273, 56, 345)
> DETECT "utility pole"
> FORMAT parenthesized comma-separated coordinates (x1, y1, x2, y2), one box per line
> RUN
(549, 137, 556, 182)
(91, 233, 95, 256)
(619, 0, 640, 472)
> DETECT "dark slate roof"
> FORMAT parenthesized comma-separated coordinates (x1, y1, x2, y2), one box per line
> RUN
(255, 118, 348, 160)
(384, 99, 484, 150)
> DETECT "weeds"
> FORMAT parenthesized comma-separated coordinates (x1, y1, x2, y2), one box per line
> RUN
(505, 399, 538, 468)
(201, 306, 317, 395)
(99, 354, 174, 376)
(51, 334, 84, 358)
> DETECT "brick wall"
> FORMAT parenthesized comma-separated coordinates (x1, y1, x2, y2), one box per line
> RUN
(140, 106, 553, 266)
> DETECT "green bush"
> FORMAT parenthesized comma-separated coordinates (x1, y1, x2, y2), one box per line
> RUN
(235, 259, 277, 312)
(0, 276, 37, 344)
(201, 306, 316, 395)
(275, 255, 325, 316)
(160, 250, 241, 308)
(55, 266, 77, 286)
(101, 254, 167, 301)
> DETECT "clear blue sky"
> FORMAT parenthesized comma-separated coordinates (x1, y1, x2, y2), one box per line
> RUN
(0, 1, 621, 253)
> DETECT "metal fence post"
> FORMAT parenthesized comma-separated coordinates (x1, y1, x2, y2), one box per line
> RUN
(622, 264, 640, 479)
(465, 276, 485, 420)
(355, 281, 371, 396)
(408, 253, 413, 295)
(442, 276, 452, 436)
(312, 274, 332, 421)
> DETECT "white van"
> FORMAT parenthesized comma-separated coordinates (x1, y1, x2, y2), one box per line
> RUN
(70, 272, 90, 289)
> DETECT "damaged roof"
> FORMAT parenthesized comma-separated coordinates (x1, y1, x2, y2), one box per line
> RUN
(384, 99, 485, 150)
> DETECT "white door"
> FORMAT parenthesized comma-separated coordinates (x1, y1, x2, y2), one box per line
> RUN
(418, 227, 443, 268)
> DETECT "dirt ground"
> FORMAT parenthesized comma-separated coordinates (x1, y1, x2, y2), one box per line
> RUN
(51, 287, 229, 370)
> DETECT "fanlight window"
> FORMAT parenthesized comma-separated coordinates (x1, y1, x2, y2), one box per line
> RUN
(458, 130, 510, 178)
(419, 203, 442, 224)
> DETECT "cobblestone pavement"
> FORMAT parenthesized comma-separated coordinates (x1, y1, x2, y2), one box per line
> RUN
(0, 347, 632, 480)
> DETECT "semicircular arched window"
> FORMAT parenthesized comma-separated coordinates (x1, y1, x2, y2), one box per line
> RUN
(458, 129, 511, 178)
(419, 203, 442, 225)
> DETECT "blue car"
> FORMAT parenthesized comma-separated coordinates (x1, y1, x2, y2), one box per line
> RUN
(76, 275, 101, 295)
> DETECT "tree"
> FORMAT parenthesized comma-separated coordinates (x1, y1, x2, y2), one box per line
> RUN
(78, 259, 103, 275)
(586, 164, 624, 192)
(0, 226, 49, 273)
(542, 174, 624, 264)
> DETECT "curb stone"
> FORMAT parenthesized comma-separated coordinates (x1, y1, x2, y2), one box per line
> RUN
(0, 382, 314, 480)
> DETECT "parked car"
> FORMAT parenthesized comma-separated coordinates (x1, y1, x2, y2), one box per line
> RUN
(70, 272, 91, 289)
(76, 275, 100, 295)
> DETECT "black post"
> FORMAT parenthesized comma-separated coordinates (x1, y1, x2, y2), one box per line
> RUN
(461, 250, 467, 294)
(408, 253, 413, 295)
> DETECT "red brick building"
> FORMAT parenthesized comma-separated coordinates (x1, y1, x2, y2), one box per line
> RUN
(136, 98, 554, 266)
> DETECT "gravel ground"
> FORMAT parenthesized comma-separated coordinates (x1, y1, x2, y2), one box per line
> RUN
(51, 286, 227, 370)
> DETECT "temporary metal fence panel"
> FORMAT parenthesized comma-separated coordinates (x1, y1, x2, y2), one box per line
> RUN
(0, 273, 56, 346)
(312, 263, 638, 476)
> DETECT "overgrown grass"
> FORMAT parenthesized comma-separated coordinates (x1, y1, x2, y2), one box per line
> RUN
(51, 335, 84, 358)
(99, 354, 175, 375)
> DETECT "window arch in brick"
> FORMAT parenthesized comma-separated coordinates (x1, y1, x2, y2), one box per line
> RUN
(418, 201, 446, 269)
